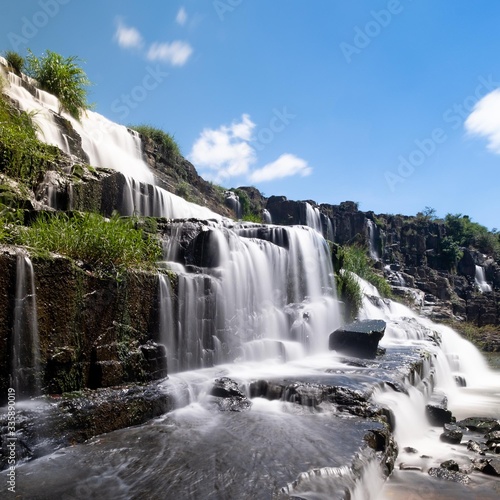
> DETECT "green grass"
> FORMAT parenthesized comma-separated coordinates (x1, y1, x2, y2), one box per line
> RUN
(26, 49, 92, 120)
(129, 124, 180, 157)
(336, 269, 363, 321)
(17, 212, 161, 278)
(334, 244, 392, 298)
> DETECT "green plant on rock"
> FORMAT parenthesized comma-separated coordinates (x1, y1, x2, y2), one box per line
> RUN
(26, 49, 92, 120)
(336, 270, 363, 321)
(3, 50, 25, 75)
(17, 212, 162, 278)
(0, 92, 59, 187)
(129, 124, 180, 157)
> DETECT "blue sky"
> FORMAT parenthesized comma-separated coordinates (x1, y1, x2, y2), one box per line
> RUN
(2, 1, 500, 229)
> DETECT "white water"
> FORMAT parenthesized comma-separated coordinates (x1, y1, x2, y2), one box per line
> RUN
(367, 219, 379, 260)
(475, 264, 492, 293)
(12, 252, 41, 398)
(305, 202, 323, 234)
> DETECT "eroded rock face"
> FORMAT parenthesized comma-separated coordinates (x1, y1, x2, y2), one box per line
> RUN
(329, 319, 386, 359)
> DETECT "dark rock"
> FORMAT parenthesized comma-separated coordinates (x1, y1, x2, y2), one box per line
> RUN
(426, 404, 452, 426)
(457, 417, 500, 433)
(472, 458, 489, 471)
(211, 377, 251, 412)
(403, 446, 419, 454)
(482, 458, 500, 477)
(440, 429, 463, 444)
(428, 467, 470, 484)
(399, 463, 422, 471)
(329, 319, 386, 359)
(467, 440, 486, 455)
(440, 460, 459, 472)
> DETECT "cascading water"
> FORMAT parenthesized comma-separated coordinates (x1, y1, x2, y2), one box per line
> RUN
(2, 58, 499, 499)
(367, 219, 379, 260)
(12, 252, 41, 399)
(475, 264, 492, 293)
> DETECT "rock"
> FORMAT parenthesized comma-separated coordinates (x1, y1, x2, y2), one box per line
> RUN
(399, 463, 422, 471)
(403, 446, 419, 454)
(472, 458, 489, 471)
(211, 377, 246, 399)
(457, 417, 500, 433)
(211, 377, 252, 412)
(426, 404, 453, 426)
(440, 429, 463, 444)
(467, 440, 486, 455)
(482, 458, 500, 477)
(329, 319, 386, 359)
(440, 460, 459, 472)
(428, 467, 470, 484)
(485, 430, 500, 447)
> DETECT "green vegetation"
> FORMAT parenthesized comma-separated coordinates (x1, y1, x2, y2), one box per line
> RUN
(0, 92, 59, 187)
(15, 212, 161, 278)
(332, 243, 392, 320)
(233, 188, 263, 222)
(444, 213, 500, 259)
(26, 49, 91, 120)
(129, 124, 180, 157)
(242, 213, 263, 223)
(3, 50, 24, 75)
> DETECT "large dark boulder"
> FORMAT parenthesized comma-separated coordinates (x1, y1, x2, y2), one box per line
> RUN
(329, 320, 386, 359)
(426, 403, 452, 426)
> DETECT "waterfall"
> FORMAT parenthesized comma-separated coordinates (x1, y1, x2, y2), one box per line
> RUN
(305, 202, 323, 234)
(12, 252, 41, 398)
(159, 221, 340, 373)
(475, 265, 492, 293)
(367, 219, 379, 260)
(262, 208, 272, 224)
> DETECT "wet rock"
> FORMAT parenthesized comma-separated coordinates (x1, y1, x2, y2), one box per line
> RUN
(440, 429, 463, 444)
(482, 458, 500, 477)
(467, 440, 486, 455)
(426, 404, 452, 426)
(329, 319, 386, 359)
(485, 430, 500, 449)
(403, 446, 418, 454)
(472, 458, 489, 472)
(440, 460, 459, 472)
(399, 463, 422, 471)
(211, 377, 252, 412)
(428, 467, 470, 484)
(457, 417, 500, 433)
(211, 377, 246, 399)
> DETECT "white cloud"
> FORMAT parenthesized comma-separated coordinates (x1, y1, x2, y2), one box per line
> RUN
(176, 7, 188, 26)
(465, 88, 500, 154)
(249, 154, 312, 183)
(189, 114, 257, 181)
(114, 20, 143, 49)
(147, 41, 193, 66)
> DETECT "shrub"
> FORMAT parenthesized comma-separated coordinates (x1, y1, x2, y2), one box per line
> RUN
(17, 212, 161, 278)
(242, 213, 263, 223)
(129, 124, 180, 157)
(3, 50, 24, 75)
(26, 49, 91, 120)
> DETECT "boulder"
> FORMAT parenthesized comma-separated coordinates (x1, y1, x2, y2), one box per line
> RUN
(440, 429, 462, 444)
(467, 440, 486, 455)
(426, 404, 452, 426)
(428, 467, 470, 484)
(456, 417, 500, 433)
(211, 377, 251, 412)
(440, 460, 459, 472)
(482, 458, 500, 477)
(329, 319, 386, 359)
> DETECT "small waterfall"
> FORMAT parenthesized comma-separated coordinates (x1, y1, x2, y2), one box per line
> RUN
(305, 202, 323, 234)
(262, 209, 272, 224)
(224, 191, 242, 219)
(475, 265, 492, 293)
(12, 252, 41, 398)
(367, 219, 379, 260)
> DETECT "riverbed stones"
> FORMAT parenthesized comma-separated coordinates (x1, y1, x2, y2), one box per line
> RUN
(425, 403, 453, 426)
(440, 459, 459, 472)
(440, 428, 463, 444)
(428, 467, 471, 484)
(329, 319, 386, 359)
(211, 377, 252, 412)
(456, 417, 500, 433)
